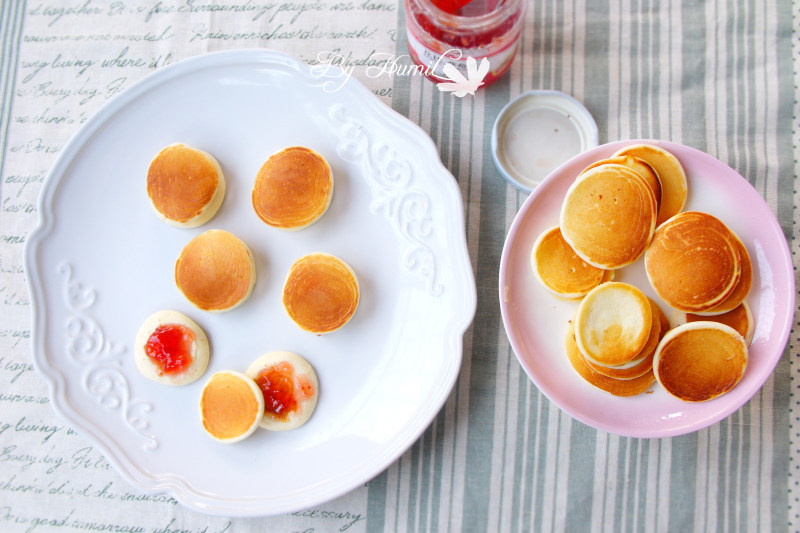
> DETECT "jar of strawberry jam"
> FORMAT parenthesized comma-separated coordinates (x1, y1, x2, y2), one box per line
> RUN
(405, 0, 526, 87)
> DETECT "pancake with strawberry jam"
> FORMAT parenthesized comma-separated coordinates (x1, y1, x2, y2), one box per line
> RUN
(134, 310, 209, 386)
(246, 351, 318, 431)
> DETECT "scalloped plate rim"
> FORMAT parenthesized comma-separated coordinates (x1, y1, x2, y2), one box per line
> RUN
(24, 49, 476, 516)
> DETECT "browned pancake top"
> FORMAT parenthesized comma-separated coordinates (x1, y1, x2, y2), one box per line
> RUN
(580, 155, 662, 210)
(175, 230, 254, 312)
(613, 143, 687, 226)
(147, 144, 220, 223)
(560, 164, 657, 269)
(645, 211, 741, 312)
(283, 253, 359, 334)
(200, 371, 262, 441)
(532, 226, 605, 297)
(654, 322, 747, 402)
(252, 146, 333, 229)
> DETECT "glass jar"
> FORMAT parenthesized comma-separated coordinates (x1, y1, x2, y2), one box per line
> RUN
(404, 0, 526, 88)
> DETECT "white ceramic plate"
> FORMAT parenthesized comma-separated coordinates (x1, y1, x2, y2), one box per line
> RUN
(25, 50, 476, 516)
(500, 140, 794, 438)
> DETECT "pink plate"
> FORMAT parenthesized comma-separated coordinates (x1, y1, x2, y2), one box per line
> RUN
(499, 139, 794, 438)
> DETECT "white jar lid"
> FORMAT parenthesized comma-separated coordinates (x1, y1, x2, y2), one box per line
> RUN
(491, 90, 598, 192)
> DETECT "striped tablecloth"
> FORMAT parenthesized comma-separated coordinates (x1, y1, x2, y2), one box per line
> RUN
(0, 1, 797, 531)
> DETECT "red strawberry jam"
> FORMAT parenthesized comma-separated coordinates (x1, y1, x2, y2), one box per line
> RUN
(254, 362, 315, 421)
(144, 324, 195, 376)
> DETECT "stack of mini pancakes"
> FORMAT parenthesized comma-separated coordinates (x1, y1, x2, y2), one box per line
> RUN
(565, 282, 666, 397)
(532, 143, 752, 402)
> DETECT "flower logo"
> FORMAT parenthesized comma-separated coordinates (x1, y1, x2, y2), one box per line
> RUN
(436, 57, 490, 97)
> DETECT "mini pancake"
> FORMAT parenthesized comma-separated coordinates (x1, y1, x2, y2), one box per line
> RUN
(645, 211, 741, 313)
(146, 143, 225, 228)
(574, 282, 653, 367)
(175, 230, 256, 313)
(612, 143, 687, 226)
(283, 253, 359, 334)
(530, 226, 606, 299)
(560, 163, 657, 269)
(580, 155, 662, 210)
(653, 321, 747, 402)
(134, 310, 209, 386)
(199, 370, 264, 443)
(697, 231, 752, 315)
(585, 298, 665, 380)
(565, 321, 656, 397)
(252, 146, 333, 230)
(246, 351, 319, 431)
(686, 301, 754, 346)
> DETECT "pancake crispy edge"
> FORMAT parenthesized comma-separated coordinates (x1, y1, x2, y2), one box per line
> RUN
(696, 230, 752, 315)
(685, 301, 754, 346)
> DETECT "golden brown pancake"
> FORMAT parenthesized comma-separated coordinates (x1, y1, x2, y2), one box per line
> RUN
(612, 143, 687, 226)
(699, 231, 752, 315)
(252, 146, 333, 230)
(175, 230, 256, 313)
(574, 282, 653, 367)
(585, 298, 665, 379)
(686, 301, 754, 346)
(653, 322, 747, 402)
(565, 321, 656, 397)
(283, 253, 359, 334)
(560, 163, 657, 269)
(580, 155, 662, 210)
(645, 211, 741, 313)
(147, 143, 225, 227)
(199, 370, 264, 443)
(531, 226, 606, 298)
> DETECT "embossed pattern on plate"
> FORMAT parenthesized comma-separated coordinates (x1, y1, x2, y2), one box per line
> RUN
(499, 140, 794, 438)
(25, 50, 476, 516)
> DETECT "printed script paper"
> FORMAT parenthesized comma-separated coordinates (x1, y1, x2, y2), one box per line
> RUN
(1, 1, 399, 531)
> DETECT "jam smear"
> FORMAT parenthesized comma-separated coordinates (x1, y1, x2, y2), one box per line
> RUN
(255, 362, 315, 421)
(144, 324, 195, 376)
